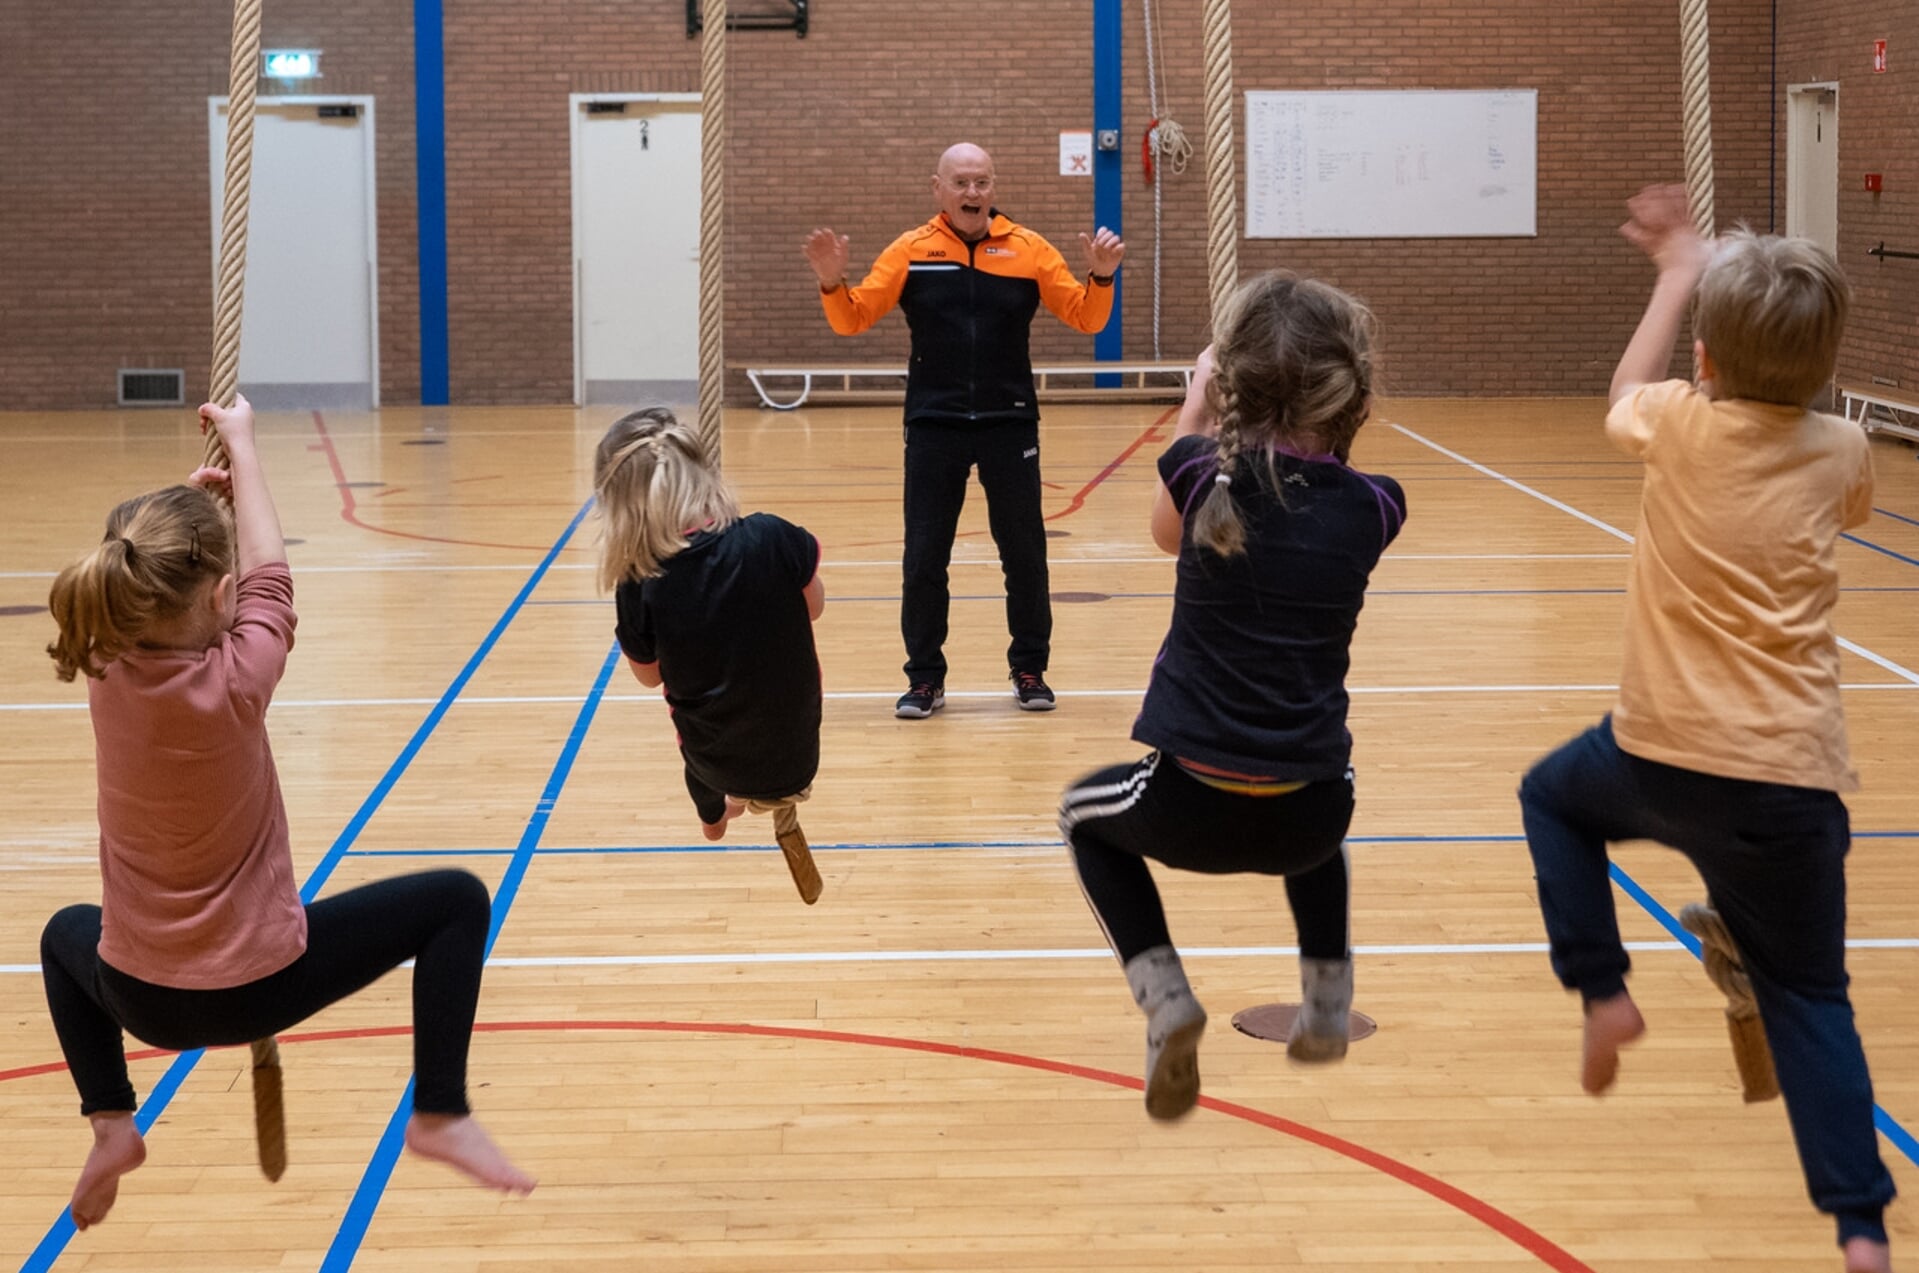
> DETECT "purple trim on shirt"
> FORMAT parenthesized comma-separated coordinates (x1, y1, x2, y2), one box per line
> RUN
(1353, 470, 1407, 546)
(1271, 441, 1342, 464)
(1167, 452, 1220, 518)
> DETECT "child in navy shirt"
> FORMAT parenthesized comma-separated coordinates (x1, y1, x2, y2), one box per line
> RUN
(1060, 272, 1405, 1119)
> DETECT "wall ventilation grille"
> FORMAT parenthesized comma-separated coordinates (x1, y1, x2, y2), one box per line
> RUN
(118, 369, 186, 406)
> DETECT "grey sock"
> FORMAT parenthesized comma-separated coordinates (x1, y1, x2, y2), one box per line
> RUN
(1287, 955, 1353, 1062)
(1123, 945, 1208, 1119)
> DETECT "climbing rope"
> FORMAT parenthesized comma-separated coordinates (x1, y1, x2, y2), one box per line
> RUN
(1673, 0, 1768, 1104)
(697, 0, 727, 466)
(203, 0, 264, 476)
(1200, 0, 1239, 334)
(1678, 0, 1716, 234)
(743, 789, 822, 904)
(200, 0, 287, 1182)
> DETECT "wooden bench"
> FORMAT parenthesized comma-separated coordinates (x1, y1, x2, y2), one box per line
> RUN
(740, 360, 1192, 411)
(1841, 384, 1919, 446)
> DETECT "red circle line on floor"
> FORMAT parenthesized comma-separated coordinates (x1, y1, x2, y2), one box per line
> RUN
(7, 1016, 1593, 1271)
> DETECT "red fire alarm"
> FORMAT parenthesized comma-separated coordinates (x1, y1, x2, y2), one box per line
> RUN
(1865, 173, 1883, 193)
(1874, 39, 1887, 73)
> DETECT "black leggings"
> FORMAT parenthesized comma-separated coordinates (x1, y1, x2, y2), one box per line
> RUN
(1060, 753, 1354, 963)
(41, 869, 491, 1117)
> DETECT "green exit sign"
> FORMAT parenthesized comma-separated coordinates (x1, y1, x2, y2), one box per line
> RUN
(262, 50, 320, 79)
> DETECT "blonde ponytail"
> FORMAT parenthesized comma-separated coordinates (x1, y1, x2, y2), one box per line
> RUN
(47, 486, 235, 681)
(594, 407, 739, 589)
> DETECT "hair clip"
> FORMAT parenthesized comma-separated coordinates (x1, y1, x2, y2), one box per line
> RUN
(187, 524, 202, 567)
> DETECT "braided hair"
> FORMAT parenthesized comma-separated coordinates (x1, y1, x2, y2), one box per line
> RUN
(1189, 271, 1376, 557)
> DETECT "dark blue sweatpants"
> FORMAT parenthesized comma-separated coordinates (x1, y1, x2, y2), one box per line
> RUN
(1518, 716, 1895, 1246)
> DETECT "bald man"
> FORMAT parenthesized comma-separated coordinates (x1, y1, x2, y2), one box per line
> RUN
(804, 143, 1125, 719)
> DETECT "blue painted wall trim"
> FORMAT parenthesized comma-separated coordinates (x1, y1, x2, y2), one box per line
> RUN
(1093, 0, 1123, 383)
(415, 0, 450, 404)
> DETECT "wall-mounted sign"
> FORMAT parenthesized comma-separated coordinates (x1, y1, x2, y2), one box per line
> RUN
(262, 49, 321, 79)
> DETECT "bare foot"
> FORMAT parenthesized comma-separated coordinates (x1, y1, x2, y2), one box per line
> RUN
(700, 796, 748, 842)
(70, 1112, 146, 1230)
(1581, 992, 1647, 1094)
(403, 1113, 536, 1195)
(1842, 1236, 1892, 1273)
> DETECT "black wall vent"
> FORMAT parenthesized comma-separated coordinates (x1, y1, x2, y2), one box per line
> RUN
(118, 369, 186, 406)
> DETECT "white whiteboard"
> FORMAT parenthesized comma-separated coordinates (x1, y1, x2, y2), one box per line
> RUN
(1245, 90, 1537, 239)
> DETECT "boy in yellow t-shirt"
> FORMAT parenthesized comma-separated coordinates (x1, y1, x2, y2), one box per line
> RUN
(1517, 184, 1891, 1273)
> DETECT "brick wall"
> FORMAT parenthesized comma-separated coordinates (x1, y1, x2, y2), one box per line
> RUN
(12, 0, 1905, 406)
(1778, 0, 1918, 395)
(1, 1, 418, 410)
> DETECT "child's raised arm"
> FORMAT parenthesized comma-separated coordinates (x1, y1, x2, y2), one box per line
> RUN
(1610, 184, 1713, 406)
(1174, 345, 1219, 439)
(198, 394, 287, 574)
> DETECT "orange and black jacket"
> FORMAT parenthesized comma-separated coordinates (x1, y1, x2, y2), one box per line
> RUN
(819, 210, 1115, 426)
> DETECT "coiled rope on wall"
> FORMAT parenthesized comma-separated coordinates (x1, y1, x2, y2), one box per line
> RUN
(203, 0, 289, 1181)
(1140, 0, 1192, 361)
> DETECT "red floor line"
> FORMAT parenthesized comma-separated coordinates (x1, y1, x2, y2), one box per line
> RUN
(309, 411, 577, 554)
(844, 406, 1178, 549)
(5, 1016, 1591, 1271)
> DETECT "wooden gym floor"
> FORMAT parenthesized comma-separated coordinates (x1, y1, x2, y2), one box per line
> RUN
(2, 398, 1917, 1272)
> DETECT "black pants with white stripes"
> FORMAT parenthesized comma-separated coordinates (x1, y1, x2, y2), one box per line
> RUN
(1059, 752, 1354, 963)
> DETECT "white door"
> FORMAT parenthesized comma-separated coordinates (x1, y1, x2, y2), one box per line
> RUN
(209, 98, 379, 408)
(573, 96, 703, 404)
(1786, 85, 1839, 255)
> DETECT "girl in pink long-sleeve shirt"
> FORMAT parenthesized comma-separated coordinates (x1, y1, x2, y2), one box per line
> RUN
(40, 396, 533, 1231)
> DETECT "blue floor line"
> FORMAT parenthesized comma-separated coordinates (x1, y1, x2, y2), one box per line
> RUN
(15, 500, 592, 1273)
(319, 642, 621, 1270)
(1609, 862, 1919, 1171)
(301, 499, 594, 903)
(1871, 506, 1919, 530)
(1844, 532, 1919, 570)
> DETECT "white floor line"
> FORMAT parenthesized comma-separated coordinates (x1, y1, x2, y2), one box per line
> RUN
(7, 935, 1919, 976)
(1388, 419, 1919, 685)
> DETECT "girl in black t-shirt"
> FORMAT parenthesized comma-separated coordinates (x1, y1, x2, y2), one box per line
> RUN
(594, 408, 826, 841)
(1058, 272, 1406, 1121)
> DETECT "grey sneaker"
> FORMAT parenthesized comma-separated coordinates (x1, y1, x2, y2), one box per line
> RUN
(895, 682, 945, 719)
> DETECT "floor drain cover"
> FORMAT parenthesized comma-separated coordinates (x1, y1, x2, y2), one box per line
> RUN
(1230, 1003, 1377, 1044)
